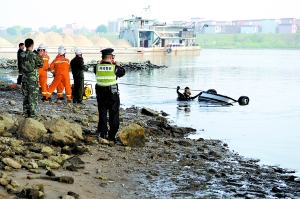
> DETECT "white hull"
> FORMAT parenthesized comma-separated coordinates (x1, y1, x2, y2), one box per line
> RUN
(199, 92, 237, 104)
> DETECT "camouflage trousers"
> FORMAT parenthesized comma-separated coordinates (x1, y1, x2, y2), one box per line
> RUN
(22, 80, 39, 118)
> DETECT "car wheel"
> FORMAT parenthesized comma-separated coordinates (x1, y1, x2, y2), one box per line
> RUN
(238, 96, 249, 105)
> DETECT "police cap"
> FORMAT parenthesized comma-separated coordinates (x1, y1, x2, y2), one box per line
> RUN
(101, 48, 114, 55)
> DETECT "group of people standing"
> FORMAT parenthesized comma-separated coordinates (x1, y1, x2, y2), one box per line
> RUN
(18, 38, 125, 144)
(17, 39, 86, 118)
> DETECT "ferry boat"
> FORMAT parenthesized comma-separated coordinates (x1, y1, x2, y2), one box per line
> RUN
(119, 17, 202, 54)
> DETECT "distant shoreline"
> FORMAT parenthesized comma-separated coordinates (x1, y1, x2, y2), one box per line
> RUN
(196, 33, 300, 49)
(202, 46, 300, 49)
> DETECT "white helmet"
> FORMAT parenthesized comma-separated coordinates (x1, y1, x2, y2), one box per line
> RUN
(75, 48, 82, 55)
(38, 43, 46, 50)
(58, 45, 65, 50)
(58, 48, 66, 55)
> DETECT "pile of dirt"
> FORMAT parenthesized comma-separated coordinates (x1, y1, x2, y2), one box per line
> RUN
(14, 31, 46, 46)
(89, 36, 114, 47)
(111, 39, 133, 48)
(60, 33, 76, 46)
(12, 32, 117, 47)
(0, 37, 13, 46)
(71, 34, 93, 47)
(44, 32, 64, 46)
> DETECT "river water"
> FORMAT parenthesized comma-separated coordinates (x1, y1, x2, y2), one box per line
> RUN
(1, 49, 299, 175)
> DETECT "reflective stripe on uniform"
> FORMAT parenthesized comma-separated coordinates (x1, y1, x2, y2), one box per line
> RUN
(96, 76, 116, 80)
(96, 63, 117, 87)
(96, 81, 117, 86)
(54, 61, 69, 64)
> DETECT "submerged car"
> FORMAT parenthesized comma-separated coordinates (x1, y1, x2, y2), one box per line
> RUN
(198, 89, 249, 106)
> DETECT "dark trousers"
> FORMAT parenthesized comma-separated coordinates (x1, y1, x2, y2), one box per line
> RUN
(73, 78, 84, 103)
(22, 80, 39, 118)
(17, 75, 23, 85)
(96, 85, 120, 140)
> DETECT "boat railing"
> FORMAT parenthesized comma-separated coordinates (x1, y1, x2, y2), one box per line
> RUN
(159, 32, 180, 37)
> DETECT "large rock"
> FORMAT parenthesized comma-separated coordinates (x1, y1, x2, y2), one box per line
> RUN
(48, 119, 69, 133)
(41, 146, 54, 156)
(47, 119, 83, 140)
(0, 115, 14, 133)
(2, 158, 22, 169)
(68, 123, 84, 140)
(141, 108, 159, 116)
(119, 123, 145, 147)
(37, 159, 61, 169)
(51, 132, 76, 147)
(18, 118, 47, 142)
(48, 154, 69, 165)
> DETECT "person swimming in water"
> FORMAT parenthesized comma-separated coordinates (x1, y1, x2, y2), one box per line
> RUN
(177, 86, 201, 101)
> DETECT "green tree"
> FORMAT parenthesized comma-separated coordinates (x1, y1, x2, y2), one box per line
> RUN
(6, 27, 18, 35)
(96, 24, 107, 33)
(47, 25, 62, 33)
(21, 27, 32, 35)
(6, 25, 22, 35)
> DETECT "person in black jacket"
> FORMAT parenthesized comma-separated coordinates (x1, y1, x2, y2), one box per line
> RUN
(177, 86, 201, 101)
(17, 43, 25, 85)
(70, 48, 85, 104)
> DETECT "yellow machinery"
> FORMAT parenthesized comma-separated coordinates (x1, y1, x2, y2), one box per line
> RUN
(83, 84, 92, 100)
(71, 83, 93, 100)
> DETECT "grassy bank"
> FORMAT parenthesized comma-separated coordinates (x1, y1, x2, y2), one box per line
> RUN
(196, 33, 300, 49)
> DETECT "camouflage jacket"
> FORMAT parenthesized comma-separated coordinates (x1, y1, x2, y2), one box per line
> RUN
(20, 50, 44, 82)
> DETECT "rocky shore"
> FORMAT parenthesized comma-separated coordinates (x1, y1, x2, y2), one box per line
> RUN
(0, 85, 299, 199)
(84, 60, 168, 71)
(0, 59, 18, 70)
(0, 58, 168, 72)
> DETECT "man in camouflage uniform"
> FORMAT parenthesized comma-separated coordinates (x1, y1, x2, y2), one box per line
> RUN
(20, 38, 44, 118)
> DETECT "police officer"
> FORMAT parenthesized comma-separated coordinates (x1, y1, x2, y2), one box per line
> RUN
(20, 38, 44, 118)
(70, 48, 85, 104)
(94, 48, 125, 142)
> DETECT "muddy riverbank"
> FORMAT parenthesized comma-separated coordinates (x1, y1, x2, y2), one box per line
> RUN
(0, 85, 299, 199)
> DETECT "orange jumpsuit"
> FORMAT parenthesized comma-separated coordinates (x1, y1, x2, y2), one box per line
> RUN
(50, 55, 66, 99)
(38, 54, 50, 97)
(46, 55, 72, 101)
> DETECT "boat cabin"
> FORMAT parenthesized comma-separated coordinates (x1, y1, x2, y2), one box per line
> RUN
(119, 17, 197, 48)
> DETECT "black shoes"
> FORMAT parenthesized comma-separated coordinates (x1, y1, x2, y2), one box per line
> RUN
(98, 132, 107, 139)
(58, 97, 65, 100)
(73, 99, 84, 104)
(42, 96, 51, 101)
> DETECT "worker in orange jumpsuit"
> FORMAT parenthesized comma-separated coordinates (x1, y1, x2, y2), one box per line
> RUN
(46, 47, 72, 102)
(50, 46, 66, 100)
(37, 44, 50, 100)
